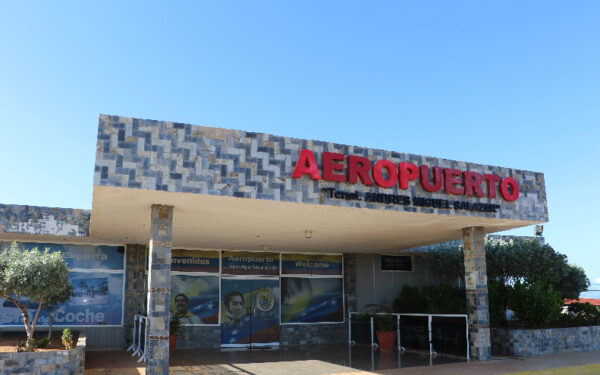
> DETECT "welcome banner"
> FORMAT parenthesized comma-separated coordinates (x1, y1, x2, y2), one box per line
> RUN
(281, 254, 342, 275)
(172, 249, 219, 273)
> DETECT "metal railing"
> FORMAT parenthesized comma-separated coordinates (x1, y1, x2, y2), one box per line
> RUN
(348, 312, 470, 360)
(126, 314, 148, 363)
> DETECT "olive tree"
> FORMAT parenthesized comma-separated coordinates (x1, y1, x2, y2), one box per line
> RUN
(424, 238, 590, 327)
(43, 282, 74, 339)
(424, 238, 589, 299)
(0, 242, 72, 350)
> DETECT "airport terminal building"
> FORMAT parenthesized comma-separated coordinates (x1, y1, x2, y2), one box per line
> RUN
(0, 115, 548, 373)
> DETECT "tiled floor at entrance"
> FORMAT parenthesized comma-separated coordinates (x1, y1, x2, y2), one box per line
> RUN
(171, 344, 464, 372)
(85, 344, 465, 374)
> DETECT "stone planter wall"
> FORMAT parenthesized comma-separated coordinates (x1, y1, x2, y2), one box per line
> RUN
(0, 331, 86, 375)
(491, 326, 600, 357)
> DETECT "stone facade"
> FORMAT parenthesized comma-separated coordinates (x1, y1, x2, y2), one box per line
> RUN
(0, 204, 90, 237)
(0, 332, 86, 375)
(172, 323, 348, 348)
(281, 323, 347, 345)
(463, 226, 491, 360)
(124, 244, 148, 349)
(175, 326, 221, 349)
(146, 205, 173, 375)
(94, 115, 547, 222)
(491, 326, 600, 357)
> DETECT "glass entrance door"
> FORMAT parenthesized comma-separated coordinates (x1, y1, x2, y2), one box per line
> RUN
(221, 278, 280, 347)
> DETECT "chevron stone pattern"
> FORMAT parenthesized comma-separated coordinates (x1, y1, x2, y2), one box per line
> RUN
(94, 115, 548, 222)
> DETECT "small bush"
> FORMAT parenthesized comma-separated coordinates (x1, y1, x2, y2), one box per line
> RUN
(488, 280, 508, 327)
(170, 312, 184, 335)
(393, 284, 466, 314)
(393, 285, 425, 313)
(62, 329, 74, 350)
(34, 336, 51, 349)
(567, 302, 600, 326)
(507, 281, 562, 328)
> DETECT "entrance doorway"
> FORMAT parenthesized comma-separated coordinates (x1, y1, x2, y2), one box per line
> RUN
(221, 277, 280, 347)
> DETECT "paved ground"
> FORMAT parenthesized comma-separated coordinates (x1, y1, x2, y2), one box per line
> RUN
(85, 348, 600, 375)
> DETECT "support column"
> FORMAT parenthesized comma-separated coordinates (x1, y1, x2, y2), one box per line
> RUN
(146, 205, 173, 375)
(463, 226, 491, 360)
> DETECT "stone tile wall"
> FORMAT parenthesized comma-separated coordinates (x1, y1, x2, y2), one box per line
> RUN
(463, 227, 491, 360)
(0, 331, 86, 375)
(491, 326, 600, 357)
(124, 244, 148, 349)
(0, 204, 90, 237)
(281, 323, 347, 345)
(94, 115, 547, 222)
(176, 326, 221, 349)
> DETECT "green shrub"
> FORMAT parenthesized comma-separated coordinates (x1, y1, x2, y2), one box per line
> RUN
(34, 336, 51, 349)
(488, 280, 508, 327)
(170, 312, 183, 335)
(507, 281, 562, 328)
(393, 284, 466, 314)
(62, 329, 74, 350)
(567, 302, 600, 326)
(358, 304, 397, 331)
(393, 285, 425, 313)
(375, 313, 397, 332)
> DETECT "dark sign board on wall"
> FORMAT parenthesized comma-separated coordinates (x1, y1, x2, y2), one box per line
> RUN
(381, 255, 413, 271)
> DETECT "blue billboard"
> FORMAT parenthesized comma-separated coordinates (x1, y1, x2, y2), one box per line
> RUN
(0, 242, 124, 326)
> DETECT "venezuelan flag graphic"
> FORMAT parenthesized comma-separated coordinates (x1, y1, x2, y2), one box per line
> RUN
(281, 278, 343, 323)
(189, 294, 219, 323)
(221, 278, 280, 345)
(171, 274, 219, 324)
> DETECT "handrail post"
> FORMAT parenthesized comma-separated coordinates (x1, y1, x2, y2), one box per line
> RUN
(133, 315, 142, 356)
(465, 316, 470, 361)
(127, 314, 137, 352)
(428, 315, 433, 356)
(348, 313, 352, 344)
(370, 316, 375, 348)
(396, 314, 401, 351)
(138, 316, 148, 363)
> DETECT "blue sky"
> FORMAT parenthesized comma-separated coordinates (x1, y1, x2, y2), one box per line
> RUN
(1, 1, 599, 290)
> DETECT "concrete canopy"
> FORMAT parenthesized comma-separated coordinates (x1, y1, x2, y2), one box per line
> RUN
(90, 184, 543, 253)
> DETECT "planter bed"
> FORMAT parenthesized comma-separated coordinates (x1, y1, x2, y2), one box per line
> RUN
(491, 325, 600, 357)
(0, 331, 86, 375)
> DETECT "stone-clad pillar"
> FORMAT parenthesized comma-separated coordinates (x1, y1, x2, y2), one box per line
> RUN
(146, 205, 173, 374)
(463, 226, 491, 360)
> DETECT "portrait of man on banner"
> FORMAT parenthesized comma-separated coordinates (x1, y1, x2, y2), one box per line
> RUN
(170, 275, 219, 325)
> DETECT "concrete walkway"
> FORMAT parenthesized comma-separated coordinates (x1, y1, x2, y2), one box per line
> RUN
(85, 349, 600, 375)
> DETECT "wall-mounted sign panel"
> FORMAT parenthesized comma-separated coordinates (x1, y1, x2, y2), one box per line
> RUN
(172, 249, 219, 273)
(0, 242, 124, 326)
(281, 254, 342, 275)
(221, 251, 279, 275)
(381, 255, 413, 271)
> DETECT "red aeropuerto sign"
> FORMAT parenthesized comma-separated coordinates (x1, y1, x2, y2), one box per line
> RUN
(291, 149, 519, 202)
